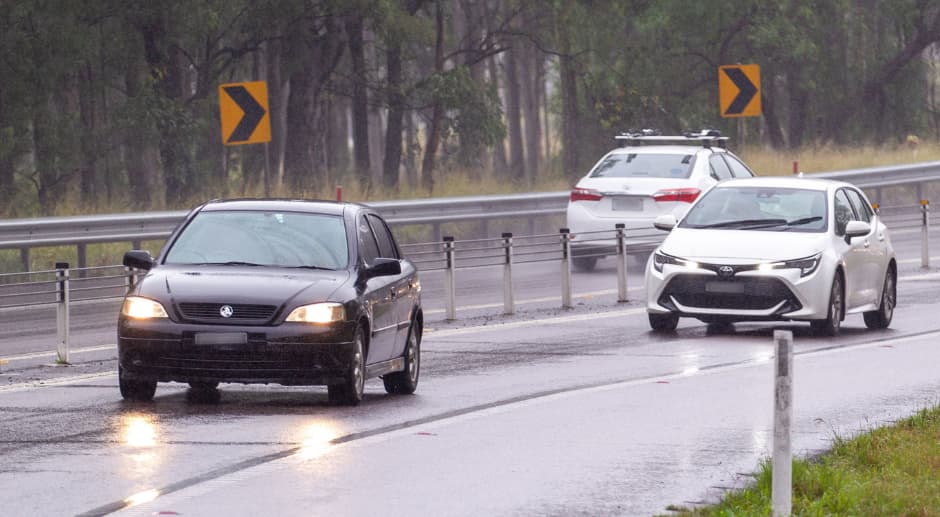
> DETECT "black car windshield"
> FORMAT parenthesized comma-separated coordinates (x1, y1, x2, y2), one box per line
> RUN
(680, 186, 828, 232)
(589, 153, 694, 178)
(164, 211, 349, 269)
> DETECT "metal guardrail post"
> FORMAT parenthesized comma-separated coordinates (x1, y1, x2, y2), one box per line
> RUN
(772, 330, 794, 517)
(616, 224, 628, 302)
(20, 248, 29, 272)
(560, 228, 572, 308)
(922, 200, 930, 269)
(55, 262, 71, 364)
(124, 266, 139, 292)
(444, 236, 456, 321)
(502, 233, 514, 315)
(77, 244, 87, 278)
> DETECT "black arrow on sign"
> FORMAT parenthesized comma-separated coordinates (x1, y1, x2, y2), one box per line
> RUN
(223, 85, 266, 143)
(723, 67, 757, 115)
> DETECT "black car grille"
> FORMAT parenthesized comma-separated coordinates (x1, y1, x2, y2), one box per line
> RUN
(659, 275, 801, 313)
(177, 303, 277, 323)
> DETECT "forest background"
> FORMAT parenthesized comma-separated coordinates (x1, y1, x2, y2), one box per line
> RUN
(3, 0, 940, 218)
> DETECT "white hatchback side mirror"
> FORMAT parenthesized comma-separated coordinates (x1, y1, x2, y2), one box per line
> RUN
(654, 214, 678, 231)
(844, 220, 871, 241)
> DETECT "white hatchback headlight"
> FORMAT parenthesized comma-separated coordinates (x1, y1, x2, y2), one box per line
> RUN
(122, 297, 169, 319)
(286, 303, 345, 324)
(759, 253, 821, 277)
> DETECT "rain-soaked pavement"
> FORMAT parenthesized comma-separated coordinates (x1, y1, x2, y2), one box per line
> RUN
(2, 228, 940, 516)
(3, 278, 940, 515)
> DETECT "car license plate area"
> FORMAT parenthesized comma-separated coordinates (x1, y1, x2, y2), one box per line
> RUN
(705, 281, 745, 294)
(194, 332, 248, 347)
(611, 196, 643, 211)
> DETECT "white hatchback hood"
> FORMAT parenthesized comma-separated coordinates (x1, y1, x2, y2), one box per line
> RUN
(660, 228, 828, 263)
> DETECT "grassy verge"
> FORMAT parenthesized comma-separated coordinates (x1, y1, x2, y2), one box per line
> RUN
(664, 406, 940, 516)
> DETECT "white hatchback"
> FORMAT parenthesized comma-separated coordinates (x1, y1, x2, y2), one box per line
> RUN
(566, 132, 755, 271)
(645, 177, 897, 335)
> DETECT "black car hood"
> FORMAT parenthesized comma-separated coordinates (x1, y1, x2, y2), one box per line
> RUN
(136, 265, 348, 307)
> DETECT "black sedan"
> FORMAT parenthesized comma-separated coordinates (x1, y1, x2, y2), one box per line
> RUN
(118, 199, 422, 406)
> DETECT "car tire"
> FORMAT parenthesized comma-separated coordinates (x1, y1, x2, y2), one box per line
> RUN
(188, 381, 219, 390)
(649, 312, 679, 332)
(811, 273, 843, 337)
(383, 322, 420, 395)
(573, 257, 598, 272)
(328, 327, 366, 406)
(119, 366, 157, 402)
(863, 268, 896, 329)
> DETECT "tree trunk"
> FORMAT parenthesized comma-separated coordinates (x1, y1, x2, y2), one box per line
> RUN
(78, 62, 98, 207)
(383, 41, 404, 190)
(521, 41, 541, 186)
(124, 57, 159, 209)
(505, 43, 525, 182)
(346, 14, 371, 185)
(487, 54, 508, 177)
(558, 16, 581, 182)
(420, 0, 445, 191)
(456, 0, 486, 175)
(327, 94, 350, 174)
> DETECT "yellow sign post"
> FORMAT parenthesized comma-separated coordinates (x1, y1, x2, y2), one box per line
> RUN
(219, 81, 271, 145)
(719, 65, 761, 118)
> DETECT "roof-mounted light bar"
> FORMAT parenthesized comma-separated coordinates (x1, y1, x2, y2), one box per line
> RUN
(614, 128, 729, 149)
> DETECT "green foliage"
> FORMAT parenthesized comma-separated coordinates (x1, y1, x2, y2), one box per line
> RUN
(665, 407, 940, 516)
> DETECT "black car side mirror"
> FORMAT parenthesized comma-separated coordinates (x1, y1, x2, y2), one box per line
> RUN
(123, 250, 155, 271)
(365, 258, 402, 278)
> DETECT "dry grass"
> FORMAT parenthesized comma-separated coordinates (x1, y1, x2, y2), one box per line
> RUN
(737, 143, 940, 176)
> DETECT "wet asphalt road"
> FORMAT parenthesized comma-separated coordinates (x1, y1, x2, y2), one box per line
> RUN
(1, 228, 940, 515)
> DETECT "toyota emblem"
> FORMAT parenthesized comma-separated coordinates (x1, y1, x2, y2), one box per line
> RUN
(718, 265, 735, 277)
(219, 305, 234, 318)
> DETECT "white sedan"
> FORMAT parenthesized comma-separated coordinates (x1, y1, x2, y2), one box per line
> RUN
(566, 132, 755, 271)
(645, 177, 896, 335)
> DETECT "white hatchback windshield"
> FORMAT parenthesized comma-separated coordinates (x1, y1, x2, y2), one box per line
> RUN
(164, 211, 349, 269)
(589, 153, 694, 178)
(680, 187, 828, 232)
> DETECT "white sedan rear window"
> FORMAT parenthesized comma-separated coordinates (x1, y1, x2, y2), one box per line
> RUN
(589, 153, 694, 178)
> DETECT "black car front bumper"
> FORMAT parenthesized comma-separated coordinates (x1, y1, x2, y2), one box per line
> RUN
(118, 317, 359, 386)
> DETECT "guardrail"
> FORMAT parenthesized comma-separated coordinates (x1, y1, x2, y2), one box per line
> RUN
(1, 201, 929, 364)
(3, 160, 940, 273)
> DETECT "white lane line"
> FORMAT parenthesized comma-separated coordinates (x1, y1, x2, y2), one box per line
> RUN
(899, 272, 940, 281)
(2, 344, 116, 362)
(0, 371, 115, 393)
(423, 286, 639, 315)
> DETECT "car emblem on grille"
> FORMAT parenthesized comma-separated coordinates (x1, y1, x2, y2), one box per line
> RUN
(718, 265, 735, 277)
(219, 305, 234, 318)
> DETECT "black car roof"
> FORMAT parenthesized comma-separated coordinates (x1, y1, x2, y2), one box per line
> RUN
(198, 199, 365, 216)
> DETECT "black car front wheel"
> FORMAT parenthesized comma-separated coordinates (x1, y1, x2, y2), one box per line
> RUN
(383, 323, 420, 395)
(328, 327, 366, 406)
(119, 366, 156, 402)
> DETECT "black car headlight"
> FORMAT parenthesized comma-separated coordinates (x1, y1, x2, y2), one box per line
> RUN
(286, 302, 345, 324)
(121, 296, 169, 319)
(652, 251, 699, 273)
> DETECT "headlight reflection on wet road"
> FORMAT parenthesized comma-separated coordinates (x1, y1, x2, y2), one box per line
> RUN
(120, 414, 159, 448)
(296, 421, 342, 461)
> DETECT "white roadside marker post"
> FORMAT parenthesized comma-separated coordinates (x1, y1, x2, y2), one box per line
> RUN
(772, 329, 793, 516)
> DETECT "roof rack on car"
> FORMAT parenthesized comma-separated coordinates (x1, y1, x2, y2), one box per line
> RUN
(614, 129, 728, 149)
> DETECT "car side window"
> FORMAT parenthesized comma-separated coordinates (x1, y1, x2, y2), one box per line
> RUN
(845, 189, 873, 223)
(723, 154, 755, 178)
(709, 155, 733, 180)
(367, 214, 399, 259)
(358, 216, 380, 266)
(833, 190, 857, 236)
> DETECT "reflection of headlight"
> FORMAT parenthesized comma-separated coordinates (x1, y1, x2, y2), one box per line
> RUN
(286, 303, 345, 324)
(122, 297, 169, 319)
(758, 253, 821, 277)
(652, 251, 699, 273)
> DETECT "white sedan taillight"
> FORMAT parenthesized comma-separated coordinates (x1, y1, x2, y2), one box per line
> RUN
(570, 187, 603, 202)
(653, 188, 701, 203)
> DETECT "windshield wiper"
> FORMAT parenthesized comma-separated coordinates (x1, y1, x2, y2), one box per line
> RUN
(738, 216, 824, 230)
(785, 216, 823, 226)
(694, 218, 786, 229)
(287, 265, 335, 271)
(206, 261, 264, 266)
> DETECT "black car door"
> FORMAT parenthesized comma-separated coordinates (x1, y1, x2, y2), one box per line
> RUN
(357, 215, 398, 364)
(366, 214, 414, 360)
